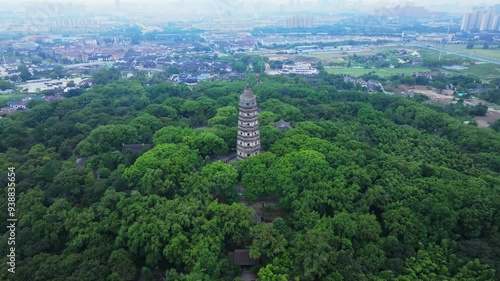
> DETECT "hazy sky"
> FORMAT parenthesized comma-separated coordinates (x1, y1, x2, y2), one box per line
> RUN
(1, 0, 498, 14)
(6, 0, 500, 5)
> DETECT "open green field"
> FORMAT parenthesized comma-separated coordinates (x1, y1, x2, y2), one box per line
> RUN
(442, 63, 500, 81)
(326, 63, 499, 80)
(269, 44, 500, 80)
(323, 46, 499, 80)
(414, 47, 475, 64)
(325, 67, 431, 77)
(412, 47, 499, 80)
(444, 45, 500, 61)
(302, 46, 403, 62)
(303, 45, 475, 65)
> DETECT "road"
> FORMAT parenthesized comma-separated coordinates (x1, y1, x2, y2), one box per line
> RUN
(411, 44, 500, 65)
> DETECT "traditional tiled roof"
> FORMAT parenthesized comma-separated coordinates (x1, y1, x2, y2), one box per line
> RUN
(228, 249, 258, 266)
(122, 144, 154, 155)
(275, 119, 293, 131)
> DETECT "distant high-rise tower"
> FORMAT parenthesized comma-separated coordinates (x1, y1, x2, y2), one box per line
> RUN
(285, 15, 313, 28)
(480, 12, 495, 31)
(461, 12, 472, 31)
(237, 85, 260, 161)
(460, 8, 498, 32)
(492, 16, 500, 31)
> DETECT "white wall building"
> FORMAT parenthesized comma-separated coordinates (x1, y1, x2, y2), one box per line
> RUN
(281, 63, 319, 75)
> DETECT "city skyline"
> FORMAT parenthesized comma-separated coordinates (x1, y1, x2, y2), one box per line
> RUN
(460, 5, 500, 31)
(2, 0, 499, 9)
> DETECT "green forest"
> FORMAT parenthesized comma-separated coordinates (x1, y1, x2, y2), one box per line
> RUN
(1, 71, 500, 281)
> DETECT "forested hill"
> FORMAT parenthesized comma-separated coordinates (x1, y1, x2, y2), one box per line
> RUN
(1, 73, 500, 281)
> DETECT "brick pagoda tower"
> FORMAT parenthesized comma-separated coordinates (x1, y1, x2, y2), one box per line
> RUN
(237, 85, 260, 160)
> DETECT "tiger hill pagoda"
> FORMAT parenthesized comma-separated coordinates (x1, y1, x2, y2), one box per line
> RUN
(236, 85, 260, 160)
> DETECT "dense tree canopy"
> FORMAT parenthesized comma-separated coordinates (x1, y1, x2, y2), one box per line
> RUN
(1, 74, 499, 281)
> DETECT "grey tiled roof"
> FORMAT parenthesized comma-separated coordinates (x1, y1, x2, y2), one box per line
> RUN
(122, 144, 154, 155)
(275, 119, 293, 130)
